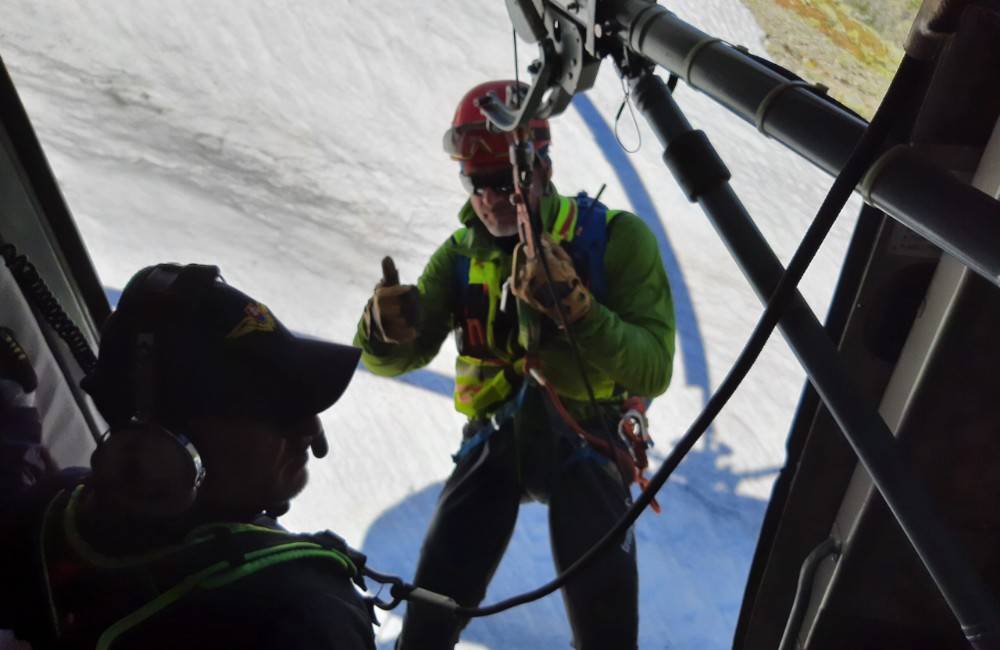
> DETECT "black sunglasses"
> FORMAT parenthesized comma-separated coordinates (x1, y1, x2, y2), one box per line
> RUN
(460, 170, 516, 196)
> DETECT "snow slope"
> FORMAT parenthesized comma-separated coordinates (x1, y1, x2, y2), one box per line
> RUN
(1, 1, 862, 647)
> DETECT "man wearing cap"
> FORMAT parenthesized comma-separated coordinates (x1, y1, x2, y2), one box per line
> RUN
(3, 263, 375, 649)
(356, 80, 676, 649)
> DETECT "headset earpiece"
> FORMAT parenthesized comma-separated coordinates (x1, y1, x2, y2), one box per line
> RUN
(90, 422, 205, 518)
(87, 264, 219, 519)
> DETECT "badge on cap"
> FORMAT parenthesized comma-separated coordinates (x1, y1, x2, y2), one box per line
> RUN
(226, 303, 277, 339)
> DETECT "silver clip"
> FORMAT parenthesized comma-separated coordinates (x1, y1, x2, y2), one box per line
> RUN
(500, 277, 512, 313)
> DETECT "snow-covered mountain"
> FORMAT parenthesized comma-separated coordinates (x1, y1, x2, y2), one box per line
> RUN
(1, 1, 862, 647)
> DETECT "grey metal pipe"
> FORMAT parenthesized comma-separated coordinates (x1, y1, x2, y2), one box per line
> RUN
(778, 538, 841, 650)
(864, 146, 1000, 284)
(607, 0, 1000, 289)
(610, 0, 864, 172)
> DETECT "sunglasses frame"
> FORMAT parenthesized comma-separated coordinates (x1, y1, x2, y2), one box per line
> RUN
(460, 169, 517, 196)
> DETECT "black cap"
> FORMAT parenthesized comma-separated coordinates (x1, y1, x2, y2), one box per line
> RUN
(83, 264, 361, 427)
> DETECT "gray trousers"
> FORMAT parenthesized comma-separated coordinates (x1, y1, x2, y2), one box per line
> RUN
(396, 388, 638, 649)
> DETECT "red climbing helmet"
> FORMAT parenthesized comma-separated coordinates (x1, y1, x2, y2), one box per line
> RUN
(443, 80, 551, 175)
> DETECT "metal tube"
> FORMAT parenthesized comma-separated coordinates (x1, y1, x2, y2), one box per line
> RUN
(606, 0, 1000, 289)
(611, 0, 864, 171)
(778, 538, 841, 650)
(632, 71, 1000, 645)
(865, 146, 1000, 284)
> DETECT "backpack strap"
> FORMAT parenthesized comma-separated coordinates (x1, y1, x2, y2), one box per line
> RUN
(41, 486, 359, 650)
(567, 191, 618, 304)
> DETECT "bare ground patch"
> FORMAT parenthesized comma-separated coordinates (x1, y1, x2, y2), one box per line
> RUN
(738, 0, 917, 117)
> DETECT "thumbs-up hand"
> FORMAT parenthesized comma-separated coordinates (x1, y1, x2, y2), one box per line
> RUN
(364, 256, 421, 345)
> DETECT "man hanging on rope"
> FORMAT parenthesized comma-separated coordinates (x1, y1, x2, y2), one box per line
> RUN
(356, 80, 676, 649)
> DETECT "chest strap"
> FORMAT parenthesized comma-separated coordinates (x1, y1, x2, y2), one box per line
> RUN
(41, 487, 360, 650)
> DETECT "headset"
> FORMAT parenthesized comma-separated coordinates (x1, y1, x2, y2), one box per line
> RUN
(87, 264, 220, 519)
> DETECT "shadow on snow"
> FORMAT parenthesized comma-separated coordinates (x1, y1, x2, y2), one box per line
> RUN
(360, 425, 773, 649)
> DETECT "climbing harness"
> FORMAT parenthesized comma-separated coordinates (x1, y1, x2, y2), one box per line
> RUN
(37, 486, 362, 650)
(451, 385, 528, 462)
(525, 360, 660, 513)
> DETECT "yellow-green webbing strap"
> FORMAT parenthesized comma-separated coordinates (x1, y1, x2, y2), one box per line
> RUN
(96, 541, 355, 650)
(39, 490, 67, 639)
(61, 486, 295, 571)
(49, 487, 355, 650)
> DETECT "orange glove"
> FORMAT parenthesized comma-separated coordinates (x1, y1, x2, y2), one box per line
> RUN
(511, 233, 592, 327)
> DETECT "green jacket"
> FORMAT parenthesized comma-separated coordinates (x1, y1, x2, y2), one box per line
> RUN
(355, 189, 676, 418)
